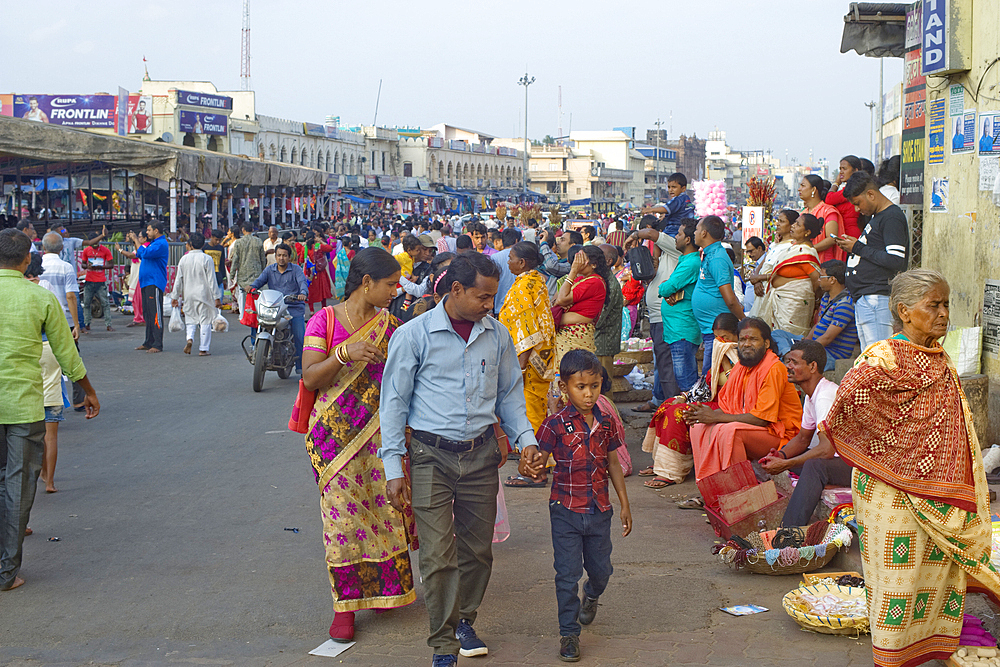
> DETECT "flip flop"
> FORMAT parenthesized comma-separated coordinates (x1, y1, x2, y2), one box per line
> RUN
(504, 475, 547, 488)
(676, 497, 705, 510)
(644, 477, 676, 489)
(638, 466, 656, 477)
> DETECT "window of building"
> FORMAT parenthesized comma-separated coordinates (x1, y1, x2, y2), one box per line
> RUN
(403, 162, 413, 177)
(548, 163, 557, 171)
(576, 188, 582, 194)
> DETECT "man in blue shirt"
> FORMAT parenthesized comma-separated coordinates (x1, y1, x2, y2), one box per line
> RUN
(656, 221, 703, 393)
(691, 216, 744, 362)
(249, 244, 308, 374)
(642, 172, 695, 235)
(490, 227, 521, 315)
(380, 253, 536, 666)
(128, 222, 169, 353)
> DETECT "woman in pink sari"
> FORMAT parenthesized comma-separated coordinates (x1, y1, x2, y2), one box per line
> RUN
(121, 230, 147, 326)
(301, 247, 416, 643)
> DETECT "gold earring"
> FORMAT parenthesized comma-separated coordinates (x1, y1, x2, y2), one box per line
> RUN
(365, 286, 369, 293)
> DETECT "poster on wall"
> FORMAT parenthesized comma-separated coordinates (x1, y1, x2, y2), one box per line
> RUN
(927, 98, 945, 164)
(126, 94, 152, 134)
(952, 110, 976, 154)
(11, 94, 116, 127)
(178, 110, 227, 136)
(950, 85, 964, 116)
(900, 37, 926, 206)
(980, 156, 999, 191)
(977, 111, 1000, 155)
(982, 279, 1000, 356)
(0, 94, 11, 117)
(930, 177, 948, 212)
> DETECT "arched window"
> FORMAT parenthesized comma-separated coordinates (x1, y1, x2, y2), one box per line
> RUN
(183, 133, 195, 147)
(291, 147, 298, 164)
(280, 145, 287, 162)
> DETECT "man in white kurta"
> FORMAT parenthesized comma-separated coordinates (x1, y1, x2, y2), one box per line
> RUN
(170, 233, 222, 355)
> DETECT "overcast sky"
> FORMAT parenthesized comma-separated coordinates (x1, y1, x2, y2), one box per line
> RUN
(4, 0, 902, 169)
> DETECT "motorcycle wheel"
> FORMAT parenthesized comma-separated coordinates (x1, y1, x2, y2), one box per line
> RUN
(252, 339, 271, 392)
(277, 356, 292, 380)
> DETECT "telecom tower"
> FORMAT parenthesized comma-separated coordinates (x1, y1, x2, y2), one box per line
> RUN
(240, 0, 251, 91)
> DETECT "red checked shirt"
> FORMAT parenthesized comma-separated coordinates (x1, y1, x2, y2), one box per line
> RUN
(536, 403, 622, 514)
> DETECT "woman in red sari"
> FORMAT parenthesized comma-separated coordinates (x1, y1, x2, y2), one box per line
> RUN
(300, 247, 416, 643)
(305, 230, 334, 312)
(639, 314, 739, 488)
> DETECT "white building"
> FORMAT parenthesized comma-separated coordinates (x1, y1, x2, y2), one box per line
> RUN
(399, 124, 523, 188)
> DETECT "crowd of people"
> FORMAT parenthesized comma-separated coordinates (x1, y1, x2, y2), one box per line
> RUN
(0, 153, 995, 667)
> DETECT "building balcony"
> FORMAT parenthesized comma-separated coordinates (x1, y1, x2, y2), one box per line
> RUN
(590, 167, 633, 182)
(529, 170, 570, 181)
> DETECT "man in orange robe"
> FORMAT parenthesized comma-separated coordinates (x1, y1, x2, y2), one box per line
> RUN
(686, 317, 802, 482)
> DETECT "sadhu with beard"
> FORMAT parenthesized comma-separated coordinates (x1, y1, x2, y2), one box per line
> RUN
(684, 317, 802, 482)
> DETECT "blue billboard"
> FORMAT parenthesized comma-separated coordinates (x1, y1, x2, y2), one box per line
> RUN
(12, 94, 116, 128)
(176, 89, 233, 110)
(178, 110, 228, 136)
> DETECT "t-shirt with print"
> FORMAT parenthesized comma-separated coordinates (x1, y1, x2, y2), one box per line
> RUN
(81, 246, 113, 283)
(204, 244, 226, 284)
(802, 377, 839, 450)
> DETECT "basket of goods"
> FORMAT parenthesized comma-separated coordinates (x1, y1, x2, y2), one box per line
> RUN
(946, 614, 1000, 666)
(782, 582, 868, 635)
(611, 359, 636, 377)
(712, 521, 853, 575)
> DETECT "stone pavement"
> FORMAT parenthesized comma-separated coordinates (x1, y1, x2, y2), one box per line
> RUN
(0, 312, 891, 666)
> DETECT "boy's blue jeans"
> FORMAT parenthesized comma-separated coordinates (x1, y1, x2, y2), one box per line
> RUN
(550, 501, 614, 636)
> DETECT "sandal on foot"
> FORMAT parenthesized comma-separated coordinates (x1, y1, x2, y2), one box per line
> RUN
(644, 477, 676, 489)
(676, 497, 704, 510)
(199, 351, 211, 356)
(504, 475, 547, 488)
(638, 466, 656, 477)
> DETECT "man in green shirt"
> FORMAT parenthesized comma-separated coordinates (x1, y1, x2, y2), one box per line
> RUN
(0, 229, 100, 591)
(657, 220, 703, 392)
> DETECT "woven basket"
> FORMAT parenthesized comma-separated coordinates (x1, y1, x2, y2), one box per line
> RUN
(617, 349, 653, 364)
(744, 544, 839, 575)
(611, 360, 635, 377)
(782, 583, 869, 635)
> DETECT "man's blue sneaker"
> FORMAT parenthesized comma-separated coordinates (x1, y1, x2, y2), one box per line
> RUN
(432, 654, 458, 667)
(456, 618, 488, 657)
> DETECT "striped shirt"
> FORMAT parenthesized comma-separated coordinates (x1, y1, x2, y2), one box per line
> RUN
(812, 291, 859, 360)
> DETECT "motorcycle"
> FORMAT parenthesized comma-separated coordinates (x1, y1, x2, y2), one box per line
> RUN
(242, 289, 297, 392)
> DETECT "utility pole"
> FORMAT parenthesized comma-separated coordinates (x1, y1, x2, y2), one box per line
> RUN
(864, 101, 876, 161)
(240, 0, 251, 91)
(518, 71, 535, 197)
(654, 118, 663, 202)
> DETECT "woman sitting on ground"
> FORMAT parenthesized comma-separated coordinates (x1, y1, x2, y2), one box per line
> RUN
(639, 313, 740, 488)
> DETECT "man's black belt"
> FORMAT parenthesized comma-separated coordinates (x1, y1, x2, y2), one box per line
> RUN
(411, 429, 489, 453)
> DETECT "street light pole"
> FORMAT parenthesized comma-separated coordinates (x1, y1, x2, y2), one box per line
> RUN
(518, 71, 535, 198)
(654, 118, 663, 202)
(864, 101, 876, 161)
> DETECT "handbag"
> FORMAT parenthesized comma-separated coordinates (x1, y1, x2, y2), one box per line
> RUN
(287, 306, 336, 433)
(625, 245, 657, 281)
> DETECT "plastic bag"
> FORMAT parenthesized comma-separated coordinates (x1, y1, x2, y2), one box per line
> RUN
(942, 326, 982, 376)
(168, 307, 184, 333)
(493, 482, 510, 543)
(212, 309, 229, 333)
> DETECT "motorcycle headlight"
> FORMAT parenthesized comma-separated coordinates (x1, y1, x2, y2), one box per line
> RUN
(258, 304, 279, 318)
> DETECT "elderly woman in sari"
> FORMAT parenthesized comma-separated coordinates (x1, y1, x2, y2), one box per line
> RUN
(639, 313, 740, 488)
(823, 269, 1000, 667)
(300, 247, 417, 644)
(499, 242, 556, 435)
(756, 213, 822, 355)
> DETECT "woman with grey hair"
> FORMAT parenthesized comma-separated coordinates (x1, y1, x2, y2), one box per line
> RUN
(821, 269, 1000, 666)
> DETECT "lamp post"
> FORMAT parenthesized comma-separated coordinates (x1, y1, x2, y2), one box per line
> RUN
(864, 101, 876, 161)
(518, 71, 535, 198)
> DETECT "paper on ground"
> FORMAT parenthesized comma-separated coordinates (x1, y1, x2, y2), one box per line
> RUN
(309, 639, 356, 657)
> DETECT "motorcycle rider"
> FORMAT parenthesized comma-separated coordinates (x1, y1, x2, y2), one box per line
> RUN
(249, 243, 308, 374)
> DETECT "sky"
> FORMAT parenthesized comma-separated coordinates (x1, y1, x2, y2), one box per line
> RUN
(3, 0, 903, 169)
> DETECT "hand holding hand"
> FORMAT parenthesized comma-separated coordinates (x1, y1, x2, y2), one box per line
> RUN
(518, 446, 545, 479)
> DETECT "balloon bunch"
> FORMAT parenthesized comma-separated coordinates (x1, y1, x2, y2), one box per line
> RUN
(693, 180, 728, 217)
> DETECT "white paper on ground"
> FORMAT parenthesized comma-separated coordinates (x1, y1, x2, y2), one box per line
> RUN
(308, 640, 356, 657)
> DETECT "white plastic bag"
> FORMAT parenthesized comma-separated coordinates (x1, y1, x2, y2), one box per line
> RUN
(168, 307, 184, 333)
(212, 309, 229, 333)
(943, 326, 982, 376)
(162, 294, 173, 317)
(493, 482, 510, 544)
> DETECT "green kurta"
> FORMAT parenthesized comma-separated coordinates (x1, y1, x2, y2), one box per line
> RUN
(0, 269, 87, 424)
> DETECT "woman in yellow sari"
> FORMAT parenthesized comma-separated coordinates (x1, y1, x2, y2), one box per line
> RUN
(498, 242, 556, 435)
(823, 270, 1000, 667)
(301, 247, 417, 644)
(755, 213, 822, 342)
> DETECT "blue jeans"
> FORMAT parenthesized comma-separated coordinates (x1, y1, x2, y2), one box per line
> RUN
(824, 355, 837, 372)
(290, 314, 305, 372)
(649, 322, 677, 406)
(702, 333, 716, 372)
(550, 501, 614, 637)
(669, 339, 700, 392)
(771, 330, 801, 358)
(854, 294, 893, 351)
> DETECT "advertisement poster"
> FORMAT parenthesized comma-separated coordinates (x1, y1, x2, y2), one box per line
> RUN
(900, 40, 926, 206)
(12, 94, 116, 128)
(980, 156, 999, 191)
(977, 111, 1000, 155)
(741, 206, 763, 241)
(927, 98, 945, 165)
(983, 279, 1000, 356)
(126, 94, 152, 134)
(950, 85, 964, 116)
(175, 89, 232, 110)
(0, 94, 11, 117)
(952, 110, 976, 154)
(178, 110, 227, 136)
(930, 177, 949, 212)
(116, 87, 128, 136)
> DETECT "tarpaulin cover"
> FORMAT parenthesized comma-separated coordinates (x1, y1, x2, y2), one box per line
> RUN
(0, 115, 325, 187)
(840, 2, 909, 58)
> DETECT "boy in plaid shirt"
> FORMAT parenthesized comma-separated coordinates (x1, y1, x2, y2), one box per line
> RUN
(519, 349, 632, 662)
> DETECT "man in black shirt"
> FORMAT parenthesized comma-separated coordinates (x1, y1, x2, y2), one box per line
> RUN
(834, 172, 909, 350)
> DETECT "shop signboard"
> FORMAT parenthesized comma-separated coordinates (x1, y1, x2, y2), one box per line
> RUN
(416, 178, 430, 190)
(176, 89, 233, 110)
(450, 140, 468, 152)
(324, 125, 339, 139)
(116, 88, 128, 136)
(325, 174, 343, 194)
(742, 206, 763, 241)
(343, 175, 363, 189)
(900, 35, 926, 206)
(364, 175, 378, 188)
(920, 0, 947, 75)
(427, 137, 443, 148)
(378, 175, 399, 190)
(0, 94, 11, 116)
(178, 110, 228, 136)
(12, 94, 116, 128)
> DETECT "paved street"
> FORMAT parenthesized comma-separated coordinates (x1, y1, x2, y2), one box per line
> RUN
(0, 311, 882, 667)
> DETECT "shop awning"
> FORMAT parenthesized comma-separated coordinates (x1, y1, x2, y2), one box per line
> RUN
(343, 194, 374, 204)
(405, 189, 445, 198)
(365, 189, 409, 200)
(840, 2, 910, 58)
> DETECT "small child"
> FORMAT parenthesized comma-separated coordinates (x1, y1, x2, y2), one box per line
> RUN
(519, 349, 632, 663)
